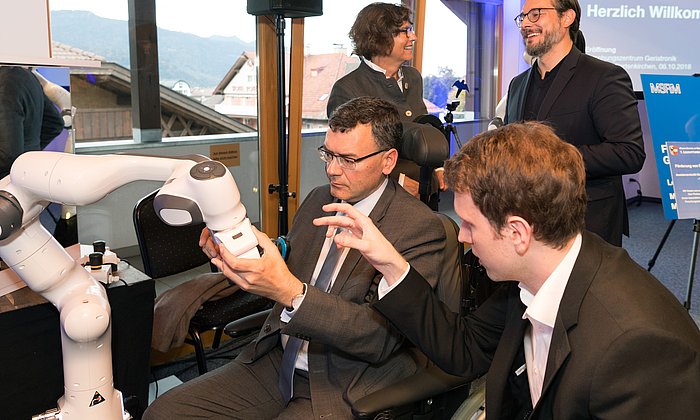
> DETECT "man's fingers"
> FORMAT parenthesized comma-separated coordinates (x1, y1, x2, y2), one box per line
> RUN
(211, 256, 223, 271)
(251, 227, 278, 254)
(218, 245, 244, 270)
(321, 202, 350, 214)
(199, 227, 211, 245)
(214, 259, 251, 290)
(314, 215, 354, 230)
(321, 202, 364, 218)
(334, 230, 365, 252)
(219, 240, 267, 274)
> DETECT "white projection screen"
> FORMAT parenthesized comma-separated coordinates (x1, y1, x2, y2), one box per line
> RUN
(582, 0, 700, 91)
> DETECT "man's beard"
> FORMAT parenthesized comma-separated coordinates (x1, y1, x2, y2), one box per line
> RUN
(523, 26, 564, 57)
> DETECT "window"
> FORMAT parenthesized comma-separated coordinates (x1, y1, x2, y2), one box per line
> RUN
(298, 1, 499, 126)
(49, 0, 258, 141)
(300, 1, 379, 128)
(422, 0, 499, 121)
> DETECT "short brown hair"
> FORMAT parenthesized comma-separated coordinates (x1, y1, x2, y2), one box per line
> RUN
(350, 3, 412, 60)
(444, 122, 586, 248)
(328, 96, 402, 152)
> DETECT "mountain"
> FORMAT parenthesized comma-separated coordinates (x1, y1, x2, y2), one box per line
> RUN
(50, 10, 255, 88)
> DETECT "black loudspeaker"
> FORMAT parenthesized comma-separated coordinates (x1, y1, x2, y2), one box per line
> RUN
(247, 0, 323, 18)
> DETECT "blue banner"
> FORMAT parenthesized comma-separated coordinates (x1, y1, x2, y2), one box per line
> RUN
(666, 142, 700, 218)
(641, 74, 700, 219)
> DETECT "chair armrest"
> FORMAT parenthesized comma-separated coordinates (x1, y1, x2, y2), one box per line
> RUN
(223, 308, 271, 337)
(351, 364, 470, 419)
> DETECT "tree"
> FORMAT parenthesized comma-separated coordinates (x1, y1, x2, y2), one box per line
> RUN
(423, 66, 457, 109)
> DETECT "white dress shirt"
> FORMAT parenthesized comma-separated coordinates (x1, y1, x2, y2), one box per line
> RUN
(518, 233, 582, 406)
(280, 178, 389, 372)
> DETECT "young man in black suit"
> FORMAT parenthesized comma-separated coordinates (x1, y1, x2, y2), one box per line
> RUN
(316, 122, 700, 419)
(505, 0, 645, 246)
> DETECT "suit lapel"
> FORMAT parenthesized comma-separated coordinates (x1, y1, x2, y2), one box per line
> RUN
(294, 189, 337, 285)
(260, 189, 334, 336)
(329, 179, 395, 294)
(511, 69, 533, 121)
(536, 314, 571, 411)
(537, 47, 581, 120)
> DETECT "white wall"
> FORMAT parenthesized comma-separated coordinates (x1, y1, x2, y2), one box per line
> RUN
(75, 136, 260, 252)
(501, 0, 528, 96)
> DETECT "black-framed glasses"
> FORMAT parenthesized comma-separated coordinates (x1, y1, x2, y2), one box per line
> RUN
(397, 26, 414, 36)
(318, 146, 388, 170)
(514, 7, 556, 27)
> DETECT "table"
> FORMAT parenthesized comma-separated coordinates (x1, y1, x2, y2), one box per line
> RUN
(0, 261, 155, 420)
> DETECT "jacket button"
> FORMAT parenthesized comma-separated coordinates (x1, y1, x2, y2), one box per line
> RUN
(263, 324, 271, 333)
(405, 110, 412, 117)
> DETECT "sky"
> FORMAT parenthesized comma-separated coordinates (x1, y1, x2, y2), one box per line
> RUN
(49, 0, 467, 76)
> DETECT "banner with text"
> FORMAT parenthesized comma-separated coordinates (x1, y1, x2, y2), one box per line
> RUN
(642, 74, 700, 219)
(585, 1, 699, 91)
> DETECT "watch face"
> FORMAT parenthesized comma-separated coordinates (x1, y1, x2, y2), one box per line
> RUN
(291, 283, 307, 310)
(292, 294, 304, 310)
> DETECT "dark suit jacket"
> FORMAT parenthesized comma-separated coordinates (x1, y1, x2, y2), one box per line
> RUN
(0, 67, 63, 179)
(237, 178, 446, 419)
(327, 59, 427, 122)
(504, 48, 645, 246)
(375, 232, 700, 419)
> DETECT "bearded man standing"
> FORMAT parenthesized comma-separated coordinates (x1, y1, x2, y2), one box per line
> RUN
(504, 0, 645, 247)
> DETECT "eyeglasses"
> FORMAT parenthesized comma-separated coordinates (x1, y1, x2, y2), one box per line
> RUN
(397, 26, 414, 36)
(514, 7, 556, 27)
(318, 146, 388, 170)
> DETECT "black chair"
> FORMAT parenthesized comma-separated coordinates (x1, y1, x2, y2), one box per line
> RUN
(401, 119, 450, 210)
(133, 189, 272, 374)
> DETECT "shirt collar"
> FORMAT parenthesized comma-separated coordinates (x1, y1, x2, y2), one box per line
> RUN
(533, 46, 572, 80)
(362, 57, 404, 82)
(519, 233, 582, 328)
(345, 177, 388, 216)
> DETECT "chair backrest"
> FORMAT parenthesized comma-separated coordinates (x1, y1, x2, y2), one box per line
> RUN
(400, 119, 450, 207)
(133, 189, 211, 279)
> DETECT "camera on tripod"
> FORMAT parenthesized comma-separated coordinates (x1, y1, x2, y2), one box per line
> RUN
(441, 79, 469, 149)
(442, 99, 462, 149)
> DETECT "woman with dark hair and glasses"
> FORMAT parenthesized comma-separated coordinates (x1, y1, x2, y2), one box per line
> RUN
(328, 3, 442, 199)
(327, 2, 427, 122)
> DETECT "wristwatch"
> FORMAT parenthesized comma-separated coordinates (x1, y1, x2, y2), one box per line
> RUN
(287, 282, 308, 311)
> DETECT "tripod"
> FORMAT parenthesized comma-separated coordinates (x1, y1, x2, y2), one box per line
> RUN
(443, 101, 463, 150)
(647, 218, 698, 310)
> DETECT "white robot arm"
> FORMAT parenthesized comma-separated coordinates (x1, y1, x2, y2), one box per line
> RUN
(0, 151, 258, 419)
(32, 69, 74, 129)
